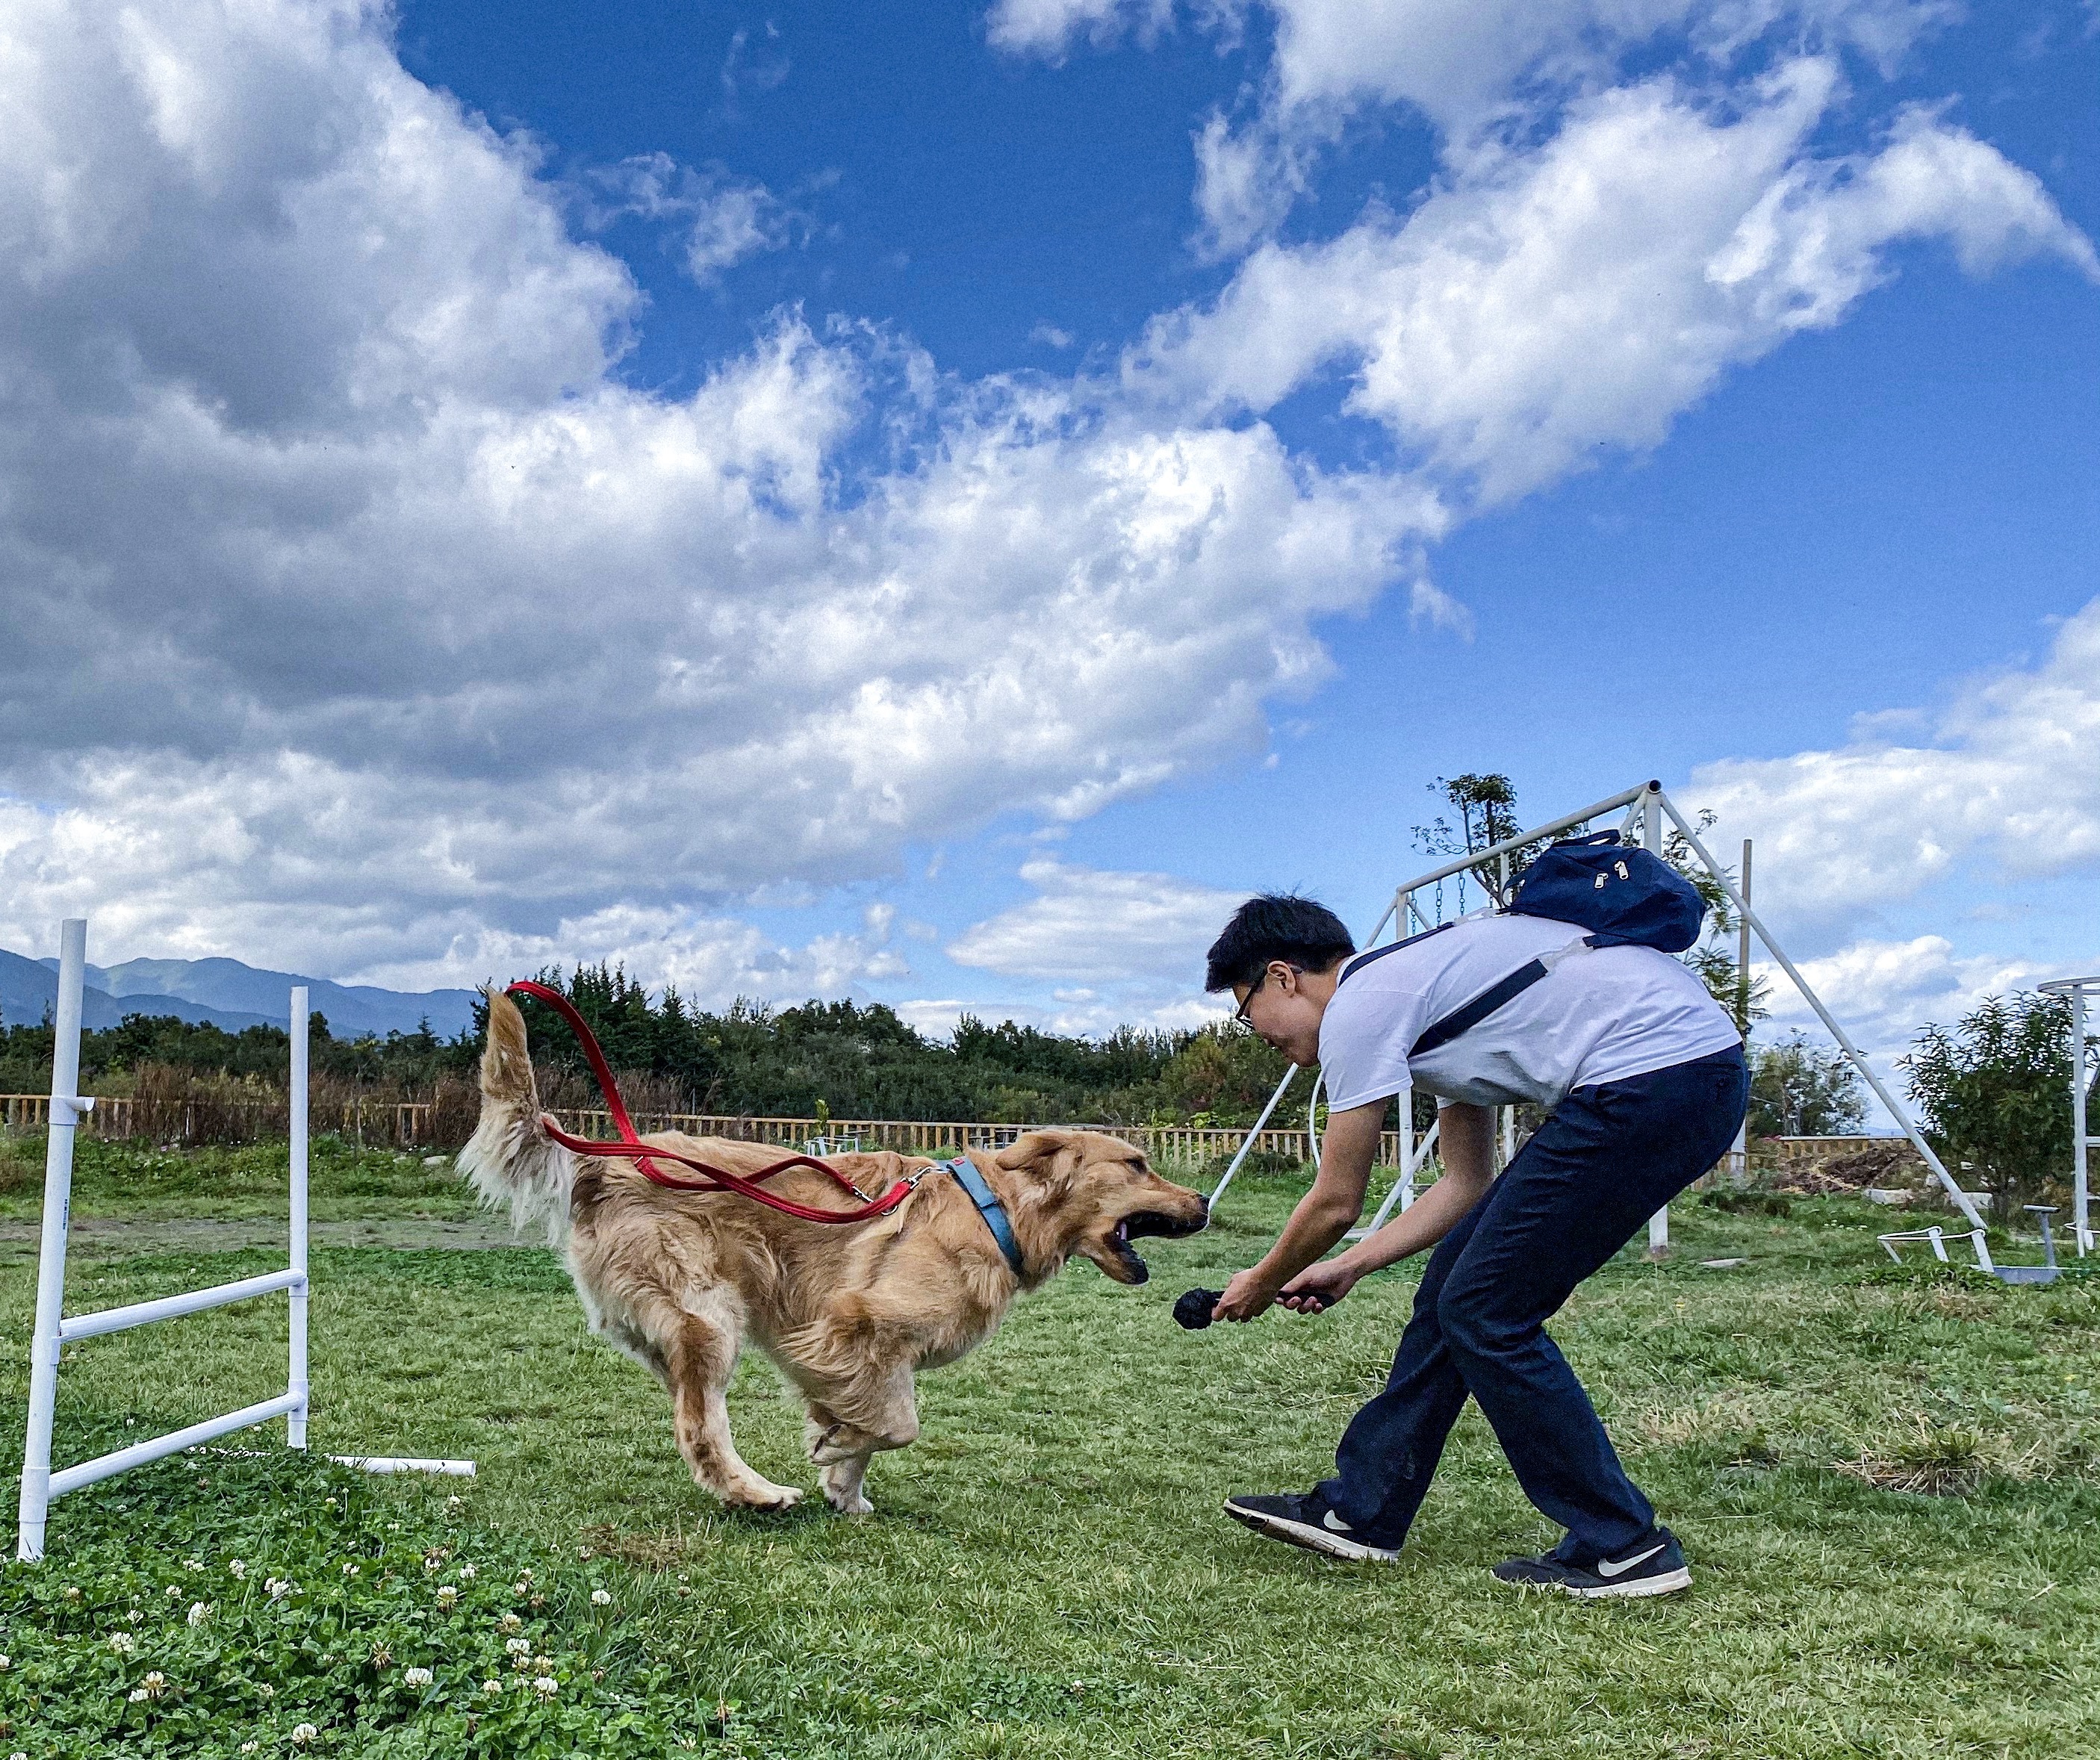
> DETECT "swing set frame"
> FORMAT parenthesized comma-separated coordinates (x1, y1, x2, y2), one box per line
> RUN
(1205, 781, 1989, 1249)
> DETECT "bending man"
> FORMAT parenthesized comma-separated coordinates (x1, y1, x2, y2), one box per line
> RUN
(1208, 894, 1746, 1598)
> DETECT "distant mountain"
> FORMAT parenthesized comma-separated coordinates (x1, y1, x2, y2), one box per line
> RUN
(2, 947, 479, 1039)
(0, 947, 276, 1034)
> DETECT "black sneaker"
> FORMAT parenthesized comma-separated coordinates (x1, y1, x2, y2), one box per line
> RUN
(1223, 1490, 1400, 1563)
(1491, 1528, 1690, 1599)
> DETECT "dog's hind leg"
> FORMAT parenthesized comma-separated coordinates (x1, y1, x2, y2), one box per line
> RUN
(668, 1307, 803, 1512)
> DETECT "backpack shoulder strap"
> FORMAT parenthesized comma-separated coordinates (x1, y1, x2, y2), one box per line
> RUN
(1339, 921, 1454, 984)
(1409, 936, 1594, 1058)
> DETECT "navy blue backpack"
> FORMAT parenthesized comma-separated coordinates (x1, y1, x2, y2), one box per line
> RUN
(1506, 830, 1706, 952)
(1394, 832, 1708, 1058)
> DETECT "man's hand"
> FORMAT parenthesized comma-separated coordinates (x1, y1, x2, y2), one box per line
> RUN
(1213, 1266, 1277, 1323)
(1279, 1257, 1359, 1315)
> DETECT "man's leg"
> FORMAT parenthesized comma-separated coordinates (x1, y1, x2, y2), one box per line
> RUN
(1314, 1197, 1488, 1544)
(1436, 1050, 1748, 1563)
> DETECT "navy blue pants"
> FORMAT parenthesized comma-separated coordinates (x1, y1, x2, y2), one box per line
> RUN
(1320, 1046, 1748, 1561)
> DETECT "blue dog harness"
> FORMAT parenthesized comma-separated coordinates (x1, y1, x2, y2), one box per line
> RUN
(941, 1155, 1025, 1277)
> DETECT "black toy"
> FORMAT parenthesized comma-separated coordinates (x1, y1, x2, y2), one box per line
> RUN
(1174, 1287, 1221, 1330)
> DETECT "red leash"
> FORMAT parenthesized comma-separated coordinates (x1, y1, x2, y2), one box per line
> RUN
(504, 980, 920, 1225)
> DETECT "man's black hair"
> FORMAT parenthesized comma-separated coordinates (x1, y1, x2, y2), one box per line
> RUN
(1205, 895, 1355, 993)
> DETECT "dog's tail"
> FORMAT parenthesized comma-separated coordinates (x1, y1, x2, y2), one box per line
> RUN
(457, 988, 572, 1244)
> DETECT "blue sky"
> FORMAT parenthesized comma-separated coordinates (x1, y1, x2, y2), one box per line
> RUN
(0, 0, 2096, 1078)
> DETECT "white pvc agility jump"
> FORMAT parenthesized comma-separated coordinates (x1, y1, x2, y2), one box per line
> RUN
(16, 919, 469, 1565)
(2039, 975, 2097, 1257)
(1209, 781, 1989, 1248)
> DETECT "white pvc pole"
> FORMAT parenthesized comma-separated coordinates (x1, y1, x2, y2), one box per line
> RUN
(1641, 786, 1671, 1257)
(18, 918, 89, 1563)
(1208, 1063, 1298, 1208)
(288, 986, 309, 1450)
(2069, 983, 2090, 1257)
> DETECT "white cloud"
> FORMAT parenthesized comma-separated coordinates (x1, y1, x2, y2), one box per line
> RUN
(947, 858, 1243, 982)
(1, 0, 2086, 1020)
(577, 152, 800, 283)
(0, 0, 1439, 975)
(1134, 64, 2096, 503)
(985, 0, 1175, 58)
(998, 1, 1963, 254)
(1756, 935, 2071, 1073)
(1693, 598, 2100, 932)
(352, 901, 904, 1010)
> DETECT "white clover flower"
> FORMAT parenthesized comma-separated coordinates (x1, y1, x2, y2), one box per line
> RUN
(14, 1748, 30, 1759)
(516, 1567, 533, 1584)
(183, 1557, 203, 1573)
(63, 1585, 82, 1602)
(139, 1670, 168, 1699)
(291, 1723, 318, 1745)
(482, 1679, 502, 1697)
(166, 1585, 183, 1599)
(128, 1608, 143, 1623)
(258, 1683, 276, 1699)
(590, 1588, 611, 1608)
(228, 1559, 246, 1579)
(511, 1581, 529, 1597)
(505, 1637, 532, 1656)
(110, 1632, 136, 1655)
(128, 1688, 147, 1703)
(435, 1585, 459, 1609)
(0, 1655, 9, 1670)
(445, 1494, 464, 1512)
(423, 1555, 441, 1573)
(387, 1522, 401, 1532)
(459, 1563, 477, 1581)
(500, 1611, 523, 1633)
(240, 1744, 259, 1755)
(533, 1676, 558, 1698)
(186, 1602, 211, 1629)
(265, 1577, 293, 1599)
(403, 1666, 434, 1688)
(342, 1562, 360, 1577)
(532, 1654, 553, 1673)
(323, 1496, 338, 1509)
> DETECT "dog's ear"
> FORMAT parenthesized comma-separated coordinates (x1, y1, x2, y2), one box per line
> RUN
(994, 1130, 1075, 1174)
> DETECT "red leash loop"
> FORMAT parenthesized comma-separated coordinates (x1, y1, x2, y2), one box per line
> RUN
(503, 980, 918, 1225)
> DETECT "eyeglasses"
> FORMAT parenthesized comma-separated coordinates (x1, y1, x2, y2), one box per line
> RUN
(1231, 963, 1301, 1030)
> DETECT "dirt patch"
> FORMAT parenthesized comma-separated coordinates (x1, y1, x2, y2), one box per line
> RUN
(1774, 1139, 1925, 1197)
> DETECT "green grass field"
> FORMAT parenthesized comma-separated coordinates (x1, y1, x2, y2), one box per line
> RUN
(2, 1135, 2097, 1758)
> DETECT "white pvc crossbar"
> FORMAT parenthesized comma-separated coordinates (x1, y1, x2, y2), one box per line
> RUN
(57, 1270, 305, 1343)
(329, 1455, 477, 1477)
(52, 1395, 306, 1500)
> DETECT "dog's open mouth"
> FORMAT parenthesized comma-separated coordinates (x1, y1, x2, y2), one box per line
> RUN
(1107, 1207, 1208, 1283)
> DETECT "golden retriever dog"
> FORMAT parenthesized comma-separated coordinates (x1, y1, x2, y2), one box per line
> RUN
(459, 990, 1208, 1514)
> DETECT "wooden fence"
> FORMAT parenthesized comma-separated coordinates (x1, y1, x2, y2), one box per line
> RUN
(3, 1093, 1370, 1166)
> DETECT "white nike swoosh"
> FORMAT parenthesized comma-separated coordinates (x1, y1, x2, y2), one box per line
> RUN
(1596, 1542, 1666, 1579)
(1321, 1510, 1354, 1533)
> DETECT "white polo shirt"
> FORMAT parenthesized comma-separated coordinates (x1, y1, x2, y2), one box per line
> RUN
(1317, 913, 1741, 1113)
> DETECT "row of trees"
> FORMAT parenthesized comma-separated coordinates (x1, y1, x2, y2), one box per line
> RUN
(0, 971, 1296, 1130)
